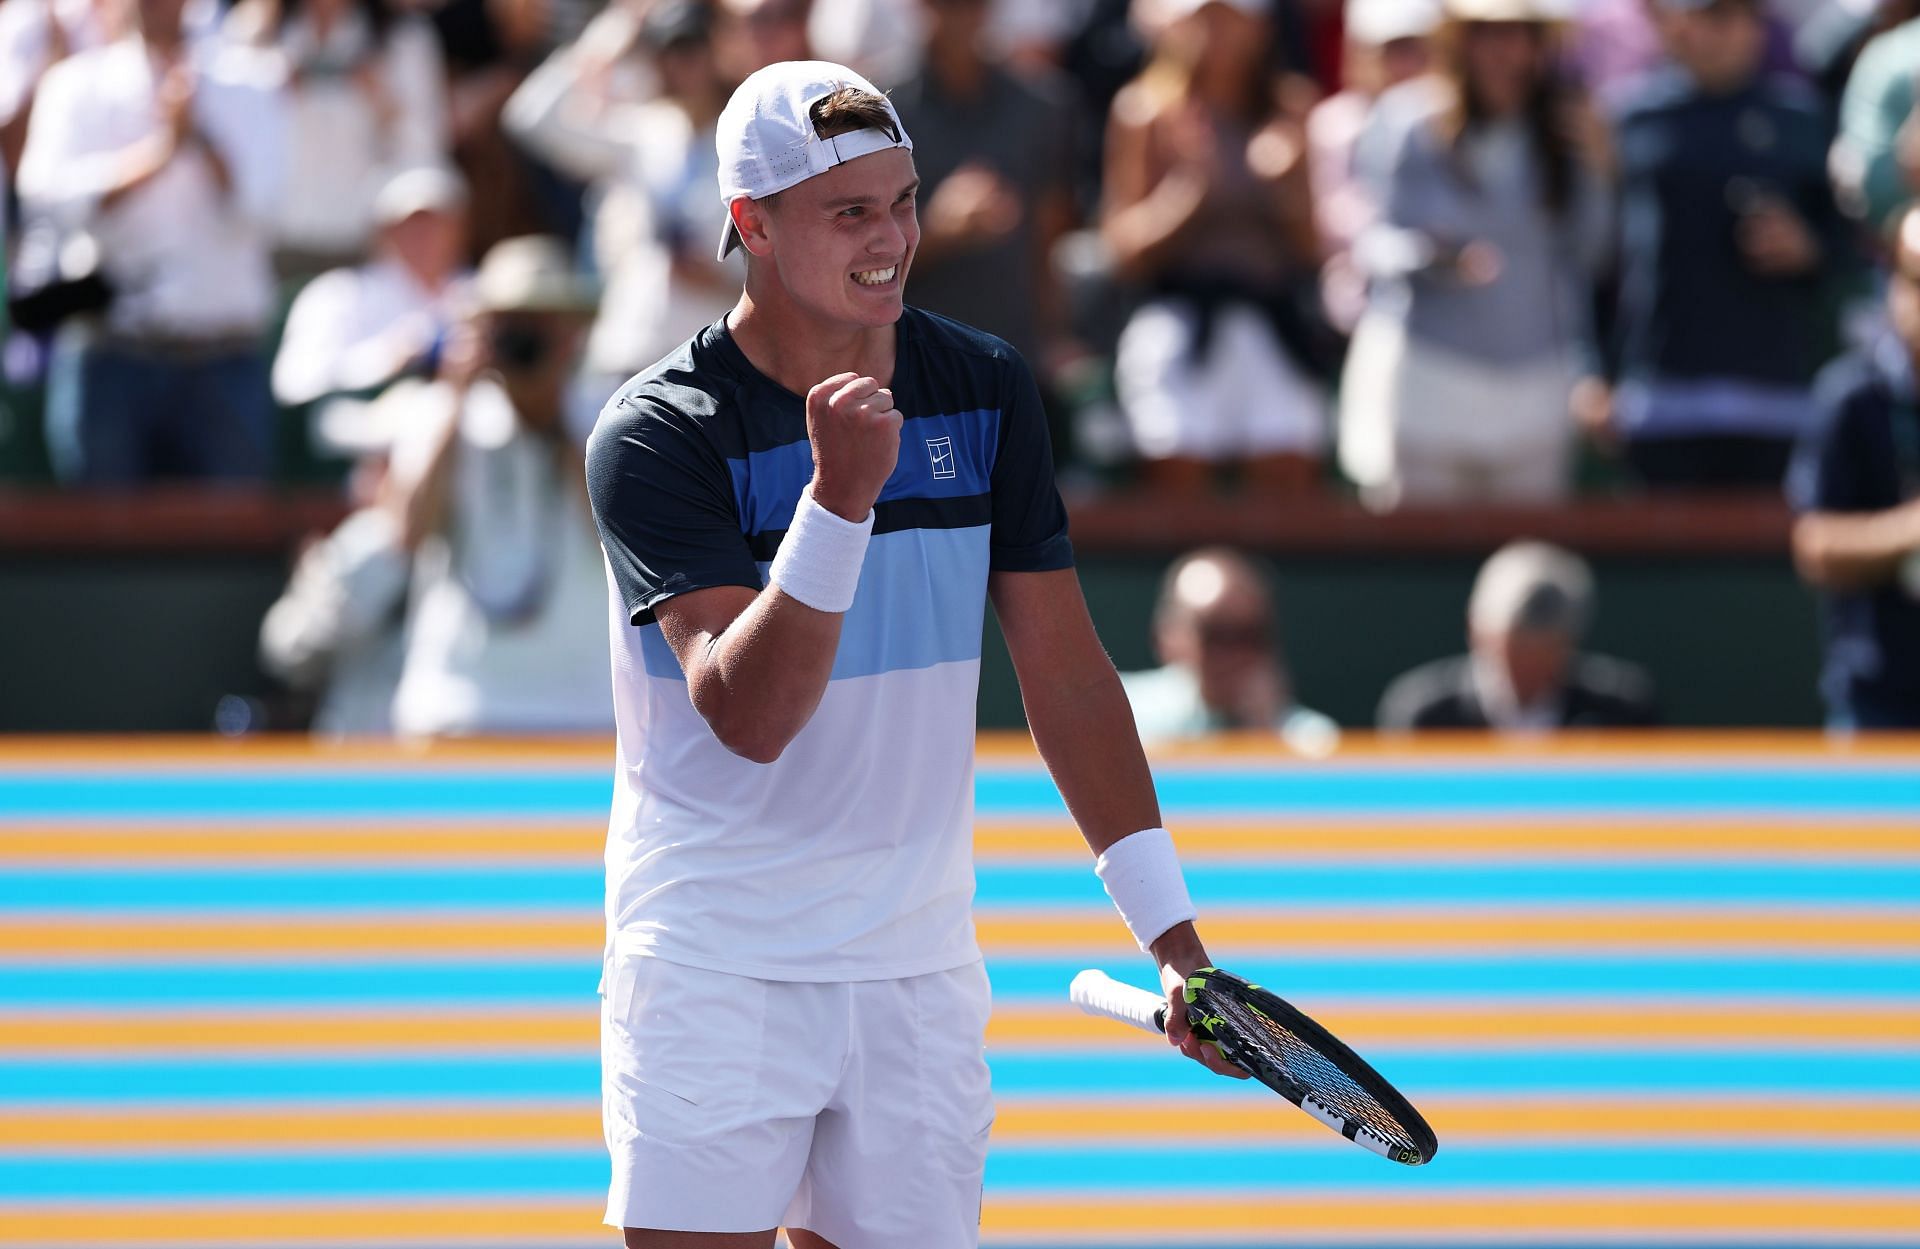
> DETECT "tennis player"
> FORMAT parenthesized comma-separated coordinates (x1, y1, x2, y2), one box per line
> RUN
(584, 60, 1241, 1249)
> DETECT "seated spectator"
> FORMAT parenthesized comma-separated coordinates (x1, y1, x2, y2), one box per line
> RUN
(1121, 547, 1339, 755)
(1339, 0, 1612, 510)
(1787, 202, 1920, 731)
(1309, 0, 1440, 332)
(1593, 0, 1844, 490)
(225, 0, 449, 275)
(505, 0, 738, 398)
(890, 0, 1077, 403)
(1378, 541, 1659, 732)
(383, 235, 614, 737)
(1102, 0, 1329, 493)
(271, 165, 471, 449)
(17, 0, 287, 485)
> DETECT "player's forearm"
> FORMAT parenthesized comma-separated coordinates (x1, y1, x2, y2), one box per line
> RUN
(1022, 658, 1163, 855)
(684, 590, 843, 764)
(1792, 505, 1920, 591)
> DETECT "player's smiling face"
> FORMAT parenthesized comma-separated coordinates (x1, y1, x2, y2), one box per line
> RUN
(760, 148, 919, 330)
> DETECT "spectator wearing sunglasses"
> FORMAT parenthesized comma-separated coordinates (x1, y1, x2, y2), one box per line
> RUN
(1121, 546, 1339, 755)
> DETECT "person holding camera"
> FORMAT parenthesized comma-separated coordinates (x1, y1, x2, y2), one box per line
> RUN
(382, 234, 614, 738)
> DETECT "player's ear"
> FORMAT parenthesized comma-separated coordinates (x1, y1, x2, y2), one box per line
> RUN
(733, 196, 776, 259)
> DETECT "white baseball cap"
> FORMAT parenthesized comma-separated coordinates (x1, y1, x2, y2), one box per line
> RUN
(1346, 0, 1442, 45)
(714, 60, 914, 262)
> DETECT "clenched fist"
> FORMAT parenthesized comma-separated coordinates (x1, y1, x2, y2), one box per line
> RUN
(805, 372, 902, 522)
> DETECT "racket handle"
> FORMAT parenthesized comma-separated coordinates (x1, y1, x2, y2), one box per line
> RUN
(1070, 969, 1168, 1036)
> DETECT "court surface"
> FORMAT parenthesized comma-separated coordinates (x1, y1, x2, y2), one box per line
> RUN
(2, 733, 1918, 1247)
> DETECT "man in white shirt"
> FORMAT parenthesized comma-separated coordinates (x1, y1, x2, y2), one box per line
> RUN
(272, 165, 471, 454)
(17, 0, 285, 483)
(586, 61, 1241, 1249)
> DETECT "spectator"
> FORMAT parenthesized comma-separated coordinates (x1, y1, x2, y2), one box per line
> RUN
(716, 0, 810, 82)
(1338, 0, 1612, 510)
(1593, 0, 1844, 490)
(1378, 540, 1659, 732)
(1795, 0, 1920, 108)
(17, 0, 287, 485)
(225, 0, 450, 275)
(1787, 201, 1920, 731)
(505, 0, 738, 398)
(1, 0, 132, 177)
(259, 489, 411, 738)
(890, 0, 1077, 377)
(1309, 0, 1440, 331)
(384, 235, 613, 737)
(1102, 0, 1329, 493)
(271, 165, 471, 444)
(1830, 6, 1920, 232)
(1122, 546, 1340, 754)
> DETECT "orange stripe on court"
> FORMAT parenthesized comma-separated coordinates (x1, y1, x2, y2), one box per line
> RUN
(8, 1000, 1917, 1055)
(9, 819, 1920, 864)
(7, 907, 1916, 961)
(3, 729, 1918, 770)
(4, 1192, 1918, 1245)
(6, 1097, 1915, 1154)
(973, 820, 1920, 862)
(980, 1191, 1920, 1241)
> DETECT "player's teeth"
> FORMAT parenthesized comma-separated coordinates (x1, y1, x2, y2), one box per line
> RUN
(852, 266, 896, 286)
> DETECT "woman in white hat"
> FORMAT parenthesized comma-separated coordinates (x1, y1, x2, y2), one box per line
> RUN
(1338, 0, 1613, 509)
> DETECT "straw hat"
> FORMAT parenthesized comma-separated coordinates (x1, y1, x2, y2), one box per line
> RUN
(472, 236, 599, 315)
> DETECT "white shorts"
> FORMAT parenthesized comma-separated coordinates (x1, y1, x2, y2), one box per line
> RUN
(601, 953, 994, 1247)
(1115, 298, 1329, 461)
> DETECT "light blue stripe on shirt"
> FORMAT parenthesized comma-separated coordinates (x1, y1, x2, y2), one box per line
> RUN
(639, 525, 990, 681)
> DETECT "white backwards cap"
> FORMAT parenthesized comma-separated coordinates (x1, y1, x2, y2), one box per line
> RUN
(714, 60, 913, 261)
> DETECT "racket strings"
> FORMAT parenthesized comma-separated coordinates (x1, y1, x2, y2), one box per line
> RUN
(1206, 991, 1418, 1149)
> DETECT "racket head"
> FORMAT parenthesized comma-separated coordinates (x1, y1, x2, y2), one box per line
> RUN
(1184, 966, 1439, 1166)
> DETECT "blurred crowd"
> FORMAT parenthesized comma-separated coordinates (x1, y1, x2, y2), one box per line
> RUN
(4, 0, 1919, 734)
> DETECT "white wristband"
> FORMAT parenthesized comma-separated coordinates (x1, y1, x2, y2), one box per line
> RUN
(769, 487, 873, 613)
(1094, 827, 1197, 952)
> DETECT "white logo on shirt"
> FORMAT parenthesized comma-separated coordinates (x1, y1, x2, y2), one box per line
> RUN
(927, 436, 956, 480)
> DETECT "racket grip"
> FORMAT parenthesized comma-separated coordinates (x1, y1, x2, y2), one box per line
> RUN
(1070, 969, 1168, 1036)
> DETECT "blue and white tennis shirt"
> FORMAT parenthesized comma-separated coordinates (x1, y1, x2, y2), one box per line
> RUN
(584, 307, 1073, 981)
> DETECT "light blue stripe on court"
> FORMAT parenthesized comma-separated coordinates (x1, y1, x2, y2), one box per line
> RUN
(2, 1052, 1914, 1104)
(7, 764, 1920, 819)
(6, 1147, 1920, 1198)
(978, 767, 1920, 816)
(3, 958, 1912, 1007)
(981, 958, 1920, 1002)
(9, 863, 1920, 911)
(639, 525, 989, 682)
(725, 407, 999, 537)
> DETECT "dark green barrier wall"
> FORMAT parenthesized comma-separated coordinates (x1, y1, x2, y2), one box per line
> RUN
(981, 553, 1826, 730)
(0, 550, 1825, 732)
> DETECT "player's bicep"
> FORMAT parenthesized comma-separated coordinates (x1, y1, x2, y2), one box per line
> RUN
(654, 584, 760, 679)
(990, 567, 1106, 682)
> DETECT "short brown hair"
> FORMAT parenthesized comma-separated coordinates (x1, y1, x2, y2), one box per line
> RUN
(808, 85, 899, 143)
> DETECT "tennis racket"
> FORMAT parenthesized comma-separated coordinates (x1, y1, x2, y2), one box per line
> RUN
(1070, 965, 1439, 1166)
